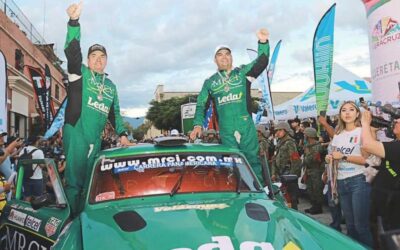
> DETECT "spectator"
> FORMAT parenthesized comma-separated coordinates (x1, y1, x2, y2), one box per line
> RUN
(361, 110, 400, 247)
(327, 101, 372, 247)
(170, 129, 179, 136)
(18, 135, 45, 202)
(0, 131, 23, 179)
(290, 117, 304, 151)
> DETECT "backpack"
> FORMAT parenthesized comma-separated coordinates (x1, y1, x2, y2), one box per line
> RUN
(19, 148, 38, 181)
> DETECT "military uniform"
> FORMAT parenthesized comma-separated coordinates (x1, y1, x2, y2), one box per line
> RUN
(303, 141, 326, 213)
(272, 131, 301, 210)
(271, 135, 301, 177)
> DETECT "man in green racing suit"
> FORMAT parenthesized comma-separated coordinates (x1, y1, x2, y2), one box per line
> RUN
(64, 2, 131, 215)
(190, 29, 270, 182)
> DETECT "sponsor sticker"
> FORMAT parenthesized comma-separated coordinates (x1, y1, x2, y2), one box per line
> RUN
(45, 217, 62, 237)
(25, 215, 42, 232)
(101, 155, 242, 174)
(8, 209, 27, 226)
(154, 203, 229, 212)
(95, 191, 115, 202)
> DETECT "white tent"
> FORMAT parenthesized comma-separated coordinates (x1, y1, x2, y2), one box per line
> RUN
(272, 63, 372, 120)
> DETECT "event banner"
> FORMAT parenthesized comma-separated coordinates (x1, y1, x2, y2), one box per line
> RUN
(247, 42, 279, 123)
(0, 50, 7, 133)
(26, 66, 55, 130)
(44, 98, 67, 139)
(362, 0, 400, 107)
(313, 4, 336, 116)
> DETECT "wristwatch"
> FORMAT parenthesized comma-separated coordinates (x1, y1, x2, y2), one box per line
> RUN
(342, 155, 348, 161)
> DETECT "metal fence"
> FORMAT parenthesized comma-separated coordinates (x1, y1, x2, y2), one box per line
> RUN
(1, 0, 46, 45)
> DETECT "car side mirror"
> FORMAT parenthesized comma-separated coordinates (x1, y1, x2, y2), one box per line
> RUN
(30, 193, 54, 210)
(280, 174, 298, 184)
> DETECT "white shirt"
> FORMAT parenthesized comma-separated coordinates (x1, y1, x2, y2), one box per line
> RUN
(18, 146, 44, 179)
(331, 127, 364, 180)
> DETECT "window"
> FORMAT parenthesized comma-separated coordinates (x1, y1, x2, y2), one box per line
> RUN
(15, 49, 24, 72)
(89, 153, 260, 203)
(55, 84, 60, 100)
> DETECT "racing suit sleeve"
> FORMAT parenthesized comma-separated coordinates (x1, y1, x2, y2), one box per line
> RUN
(240, 41, 270, 79)
(64, 19, 83, 126)
(193, 80, 211, 127)
(108, 86, 128, 137)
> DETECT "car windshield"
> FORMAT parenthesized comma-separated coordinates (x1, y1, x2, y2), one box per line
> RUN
(89, 152, 261, 203)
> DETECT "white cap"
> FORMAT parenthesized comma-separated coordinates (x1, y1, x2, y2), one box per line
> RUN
(170, 129, 179, 136)
(214, 45, 231, 55)
(0, 129, 7, 137)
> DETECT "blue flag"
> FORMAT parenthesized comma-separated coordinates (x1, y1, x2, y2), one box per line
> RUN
(313, 4, 335, 116)
(247, 40, 281, 123)
(44, 98, 67, 139)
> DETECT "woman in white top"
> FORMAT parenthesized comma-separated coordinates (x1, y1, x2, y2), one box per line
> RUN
(329, 101, 372, 247)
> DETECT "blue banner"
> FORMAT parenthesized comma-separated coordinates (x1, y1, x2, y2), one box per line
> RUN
(313, 4, 336, 116)
(247, 40, 281, 123)
(44, 98, 67, 139)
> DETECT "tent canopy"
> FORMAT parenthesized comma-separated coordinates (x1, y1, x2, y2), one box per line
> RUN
(271, 63, 371, 121)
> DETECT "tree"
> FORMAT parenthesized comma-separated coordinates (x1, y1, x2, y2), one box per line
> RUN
(146, 95, 260, 131)
(146, 95, 197, 131)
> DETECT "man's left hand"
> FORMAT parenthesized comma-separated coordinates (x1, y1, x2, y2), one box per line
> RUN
(120, 136, 136, 147)
(257, 28, 269, 43)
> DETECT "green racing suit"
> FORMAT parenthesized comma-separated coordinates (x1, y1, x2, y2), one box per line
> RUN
(193, 41, 270, 182)
(63, 19, 127, 215)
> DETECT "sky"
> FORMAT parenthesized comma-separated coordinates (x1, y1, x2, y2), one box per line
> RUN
(14, 0, 371, 117)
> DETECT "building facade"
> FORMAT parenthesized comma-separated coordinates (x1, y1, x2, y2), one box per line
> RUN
(0, 2, 66, 138)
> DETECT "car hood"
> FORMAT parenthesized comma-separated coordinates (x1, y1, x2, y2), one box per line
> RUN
(80, 194, 365, 250)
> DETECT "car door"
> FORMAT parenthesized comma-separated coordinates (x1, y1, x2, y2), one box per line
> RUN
(0, 158, 71, 249)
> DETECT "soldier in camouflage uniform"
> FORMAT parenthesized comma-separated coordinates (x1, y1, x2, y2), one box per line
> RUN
(256, 124, 271, 159)
(271, 122, 302, 209)
(204, 129, 220, 144)
(303, 127, 326, 214)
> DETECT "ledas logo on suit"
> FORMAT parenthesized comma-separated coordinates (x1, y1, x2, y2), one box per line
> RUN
(218, 92, 243, 105)
(87, 96, 109, 114)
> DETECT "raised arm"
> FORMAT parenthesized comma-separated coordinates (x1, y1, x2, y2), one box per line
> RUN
(241, 28, 270, 79)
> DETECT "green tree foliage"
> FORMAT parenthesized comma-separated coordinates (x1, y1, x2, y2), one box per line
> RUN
(146, 95, 260, 131)
(146, 95, 197, 131)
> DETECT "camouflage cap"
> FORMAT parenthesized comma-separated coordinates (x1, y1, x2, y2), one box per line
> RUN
(256, 124, 270, 138)
(304, 127, 318, 138)
(275, 122, 291, 133)
(207, 129, 216, 135)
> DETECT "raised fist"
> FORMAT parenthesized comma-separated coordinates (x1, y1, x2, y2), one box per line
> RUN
(257, 28, 269, 43)
(67, 2, 83, 20)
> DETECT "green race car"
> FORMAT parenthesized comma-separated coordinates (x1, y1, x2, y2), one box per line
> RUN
(0, 137, 367, 249)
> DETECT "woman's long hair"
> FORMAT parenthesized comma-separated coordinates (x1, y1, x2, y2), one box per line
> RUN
(335, 101, 361, 135)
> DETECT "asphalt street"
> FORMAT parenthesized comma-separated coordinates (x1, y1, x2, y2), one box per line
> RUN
(298, 196, 347, 234)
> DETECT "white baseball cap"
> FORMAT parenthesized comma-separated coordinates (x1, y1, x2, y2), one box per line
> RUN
(170, 129, 179, 136)
(214, 45, 231, 56)
(0, 130, 7, 137)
